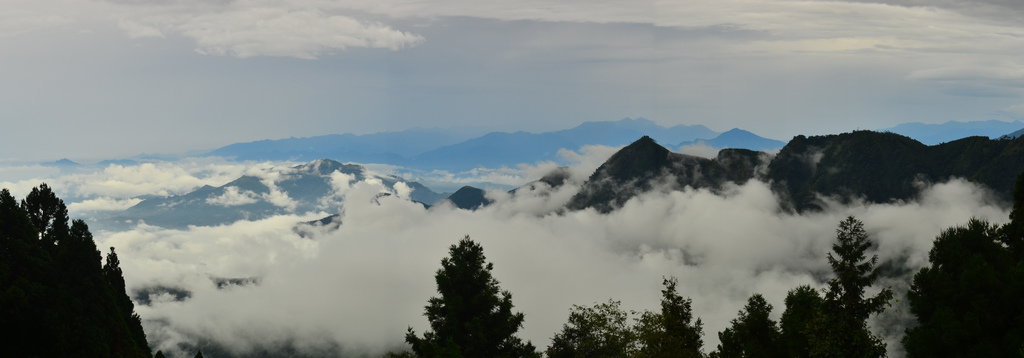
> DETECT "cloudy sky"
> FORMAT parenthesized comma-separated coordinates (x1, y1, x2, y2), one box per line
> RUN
(5, 0, 1024, 161)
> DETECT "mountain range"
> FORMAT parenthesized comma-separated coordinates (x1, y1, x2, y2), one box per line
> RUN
(879, 120, 1024, 145)
(104, 159, 449, 230)
(104, 128, 1024, 231)
(201, 118, 772, 171)
(677, 128, 786, 152)
(200, 119, 1024, 173)
(568, 132, 1024, 213)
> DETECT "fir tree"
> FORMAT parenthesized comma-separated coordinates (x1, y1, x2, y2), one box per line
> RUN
(711, 294, 783, 358)
(809, 216, 892, 357)
(634, 277, 704, 358)
(405, 236, 539, 358)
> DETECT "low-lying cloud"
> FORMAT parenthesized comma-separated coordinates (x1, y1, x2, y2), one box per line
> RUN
(89, 162, 1007, 357)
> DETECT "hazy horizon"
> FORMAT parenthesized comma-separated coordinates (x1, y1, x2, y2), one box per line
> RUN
(7, 0, 1024, 161)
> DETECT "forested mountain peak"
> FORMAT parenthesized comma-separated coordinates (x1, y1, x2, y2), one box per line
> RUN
(568, 136, 764, 212)
(568, 131, 1024, 213)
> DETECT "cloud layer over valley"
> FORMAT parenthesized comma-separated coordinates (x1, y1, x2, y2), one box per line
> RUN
(24, 155, 1000, 357)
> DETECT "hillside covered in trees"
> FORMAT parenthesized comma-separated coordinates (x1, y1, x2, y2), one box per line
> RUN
(568, 131, 1024, 213)
(0, 184, 153, 357)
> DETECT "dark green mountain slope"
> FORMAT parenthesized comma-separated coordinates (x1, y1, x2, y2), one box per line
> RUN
(568, 136, 765, 212)
(770, 131, 1024, 210)
(443, 186, 494, 210)
(570, 132, 1024, 213)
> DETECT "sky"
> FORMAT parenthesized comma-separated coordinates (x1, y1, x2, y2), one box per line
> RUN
(5, 0, 1024, 160)
(5, 2, 1024, 355)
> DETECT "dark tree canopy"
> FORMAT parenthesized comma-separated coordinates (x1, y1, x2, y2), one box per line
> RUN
(546, 300, 636, 358)
(710, 294, 783, 358)
(404, 236, 539, 358)
(808, 216, 892, 358)
(902, 171, 1024, 358)
(633, 277, 704, 358)
(779, 285, 822, 358)
(0, 184, 152, 358)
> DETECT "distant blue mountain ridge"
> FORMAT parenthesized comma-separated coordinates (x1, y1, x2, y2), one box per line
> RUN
(205, 128, 476, 163)
(677, 128, 786, 152)
(879, 120, 1024, 145)
(204, 118, 726, 171)
(198, 118, 1024, 172)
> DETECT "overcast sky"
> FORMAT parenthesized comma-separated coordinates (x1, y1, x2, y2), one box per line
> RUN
(5, 0, 1024, 161)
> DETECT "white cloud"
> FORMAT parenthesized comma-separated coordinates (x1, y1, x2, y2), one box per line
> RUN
(205, 186, 260, 207)
(557, 144, 620, 180)
(676, 142, 720, 159)
(176, 8, 423, 59)
(117, 18, 164, 38)
(0, 1, 71, 39)
(392, 181, 413, 199)
(76, 160, 251, 199)
(1004, 103, 1024, 117)
(68, 196, 143, 212)
(95, 171, 1009, 358)
(908, 65, 1024, 82)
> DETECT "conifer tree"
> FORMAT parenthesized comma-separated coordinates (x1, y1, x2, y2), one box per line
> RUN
(546, 299, 636, 358)
(405, 236, 539, 358)
(711, 294, 783, 358)
(779, 285, 821, 358)
(20, 183, 69, 247)
(809, 216, 892, 358)
(105, 247, 153, 357)
(0, 184, 152, 357)
(903, 169, 1024, 357)
(634, 277, 704, 358)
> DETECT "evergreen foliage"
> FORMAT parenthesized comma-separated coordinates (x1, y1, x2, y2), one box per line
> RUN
(768, 132, 1024, 211)
(904, 171, 1024, 357)
(0, 184, 152, 357)
(546, 300, 636, 358)
(779, 285, 821, 358)
(404, 236, 539, 358)
(710, 294, 783, 358)
(545, 278, 705, 358)
(633, 277, 705, 358)
(808, 216, 892, 358)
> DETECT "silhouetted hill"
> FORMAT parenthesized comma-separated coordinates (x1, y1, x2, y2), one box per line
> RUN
(678, 128, 785, 152)
(1005, 127, 1024, 140)
(569, 132, 1024, 213)
(40, 158, 81, 167)
(769, 131, 1024, 210)
(567, 136, 765, 212)
(442, 186, 493, 210)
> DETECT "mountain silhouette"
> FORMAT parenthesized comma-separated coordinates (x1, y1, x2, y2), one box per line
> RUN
(568, 136, 764, 212)
(570, 131, 1024, 213)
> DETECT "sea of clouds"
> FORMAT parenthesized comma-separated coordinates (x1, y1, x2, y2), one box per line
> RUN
(0, 146, 1010, 358)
